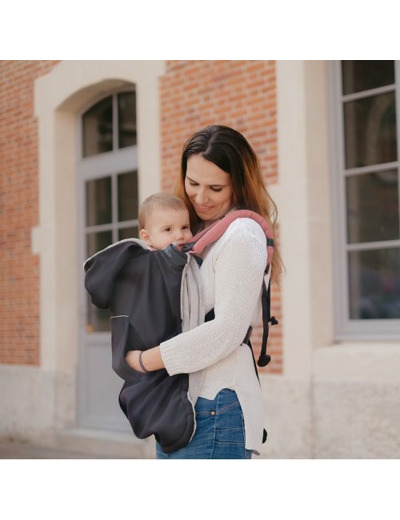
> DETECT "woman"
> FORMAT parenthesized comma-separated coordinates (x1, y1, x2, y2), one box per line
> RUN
(126, 125, 282, 459)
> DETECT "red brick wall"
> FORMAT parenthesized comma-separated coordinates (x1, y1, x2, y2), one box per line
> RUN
(0, 60, 59, 365)
(159, 60, 282, 373)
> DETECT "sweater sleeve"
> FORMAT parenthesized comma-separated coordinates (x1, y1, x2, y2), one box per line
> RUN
(159, 219, 267, 375)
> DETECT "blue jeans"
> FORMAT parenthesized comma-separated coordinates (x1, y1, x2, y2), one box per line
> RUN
(156, 389, 252, 459)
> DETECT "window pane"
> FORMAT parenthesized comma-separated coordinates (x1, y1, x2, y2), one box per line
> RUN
(117, 170, 138, 222)
(344, 92, 397, 168)
(82, 96, 113, 157)
(346, 170, 399, 243)
(342, 61, 394, 95)
(348, 247, 400, 319)
(86, 230, 112, 258)
(119, 226, 138, 240)
(86, 297, 110, 333)
(118, 91, 137, 148)
(86, 177, 112, 226)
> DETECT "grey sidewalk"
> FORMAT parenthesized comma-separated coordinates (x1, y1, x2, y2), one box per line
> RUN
(0, 440, 109, 459)
(0, 429, 155, 459)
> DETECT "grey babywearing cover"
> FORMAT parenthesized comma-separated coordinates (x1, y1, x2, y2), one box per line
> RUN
(84, 210, 276, 453)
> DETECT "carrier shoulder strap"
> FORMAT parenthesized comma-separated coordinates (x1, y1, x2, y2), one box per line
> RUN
(182, 209, 278, 367)
(182, 209, 275, 261)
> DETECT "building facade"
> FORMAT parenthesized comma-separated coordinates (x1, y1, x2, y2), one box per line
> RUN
(1, 60, 399, 458)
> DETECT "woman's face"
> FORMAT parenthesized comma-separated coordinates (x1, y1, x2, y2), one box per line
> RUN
(184, 155, 233, 223)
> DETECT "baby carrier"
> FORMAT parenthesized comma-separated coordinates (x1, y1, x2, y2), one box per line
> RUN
(84, 209, 277, 454)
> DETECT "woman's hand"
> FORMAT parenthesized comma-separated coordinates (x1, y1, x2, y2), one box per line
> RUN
(125, 347, 165, 372)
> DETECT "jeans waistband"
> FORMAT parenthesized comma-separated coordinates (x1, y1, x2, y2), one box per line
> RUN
(195, 389, 239, 414)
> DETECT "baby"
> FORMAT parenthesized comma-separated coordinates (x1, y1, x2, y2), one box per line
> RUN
(84, 191, 201, 454)
(138, 192, 193, 250)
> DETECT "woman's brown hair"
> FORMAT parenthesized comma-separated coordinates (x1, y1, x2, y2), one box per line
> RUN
(174, 125, 283, 284)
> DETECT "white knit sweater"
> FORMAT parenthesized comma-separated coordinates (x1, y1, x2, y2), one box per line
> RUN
(159, 218, 268, 454)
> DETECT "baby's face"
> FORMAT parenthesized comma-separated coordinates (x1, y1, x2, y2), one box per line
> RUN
(141, 207, 193, 250)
